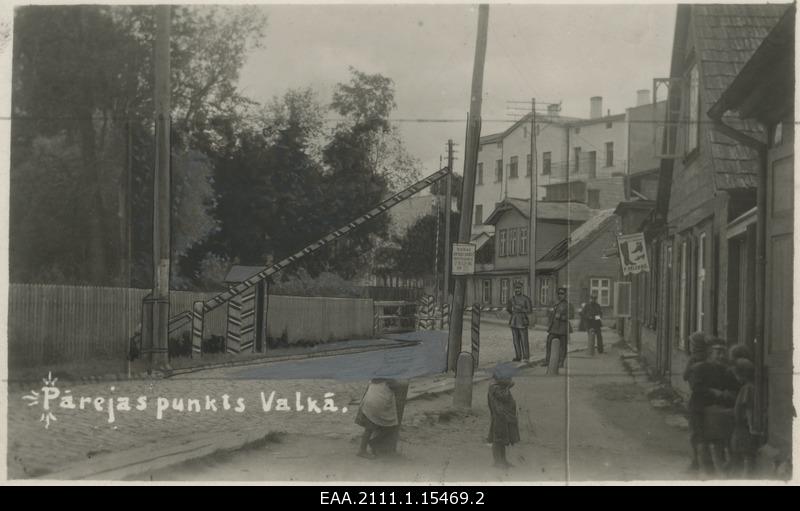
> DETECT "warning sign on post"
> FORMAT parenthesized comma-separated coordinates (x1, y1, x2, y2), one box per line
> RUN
(451, 243, 476, 275)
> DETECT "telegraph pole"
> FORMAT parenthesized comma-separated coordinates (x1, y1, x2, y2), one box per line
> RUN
(447, 4, 489, 372)
(443, 140, 454, 308)
(528, 99, 538, 303)
(143, 5, 172, 372)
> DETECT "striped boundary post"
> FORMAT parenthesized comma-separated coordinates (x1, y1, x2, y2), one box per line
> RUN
(191, 301, 204, 357)
(226, 295, 243, 354)
(239, 288, 256, 353)
(471, 304, 481, 369)
(442, 302, 450, 330)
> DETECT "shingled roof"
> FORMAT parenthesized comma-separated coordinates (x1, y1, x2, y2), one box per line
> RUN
(690, 4, 790, 190)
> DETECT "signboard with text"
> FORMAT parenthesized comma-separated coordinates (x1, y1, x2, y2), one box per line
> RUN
(451, 243, 476, 275)
(617, 233, 650, 275)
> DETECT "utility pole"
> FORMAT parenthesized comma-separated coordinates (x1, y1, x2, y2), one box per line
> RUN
(443, 140, 454, 308)
(529, 99, 538, 304)
(447, 4, 489, 372)
(143, 4, 172, 372)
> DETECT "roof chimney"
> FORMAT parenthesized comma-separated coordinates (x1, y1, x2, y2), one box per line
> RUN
(547, 104, 560, 116)
(590, 96, 603, 119)
(637, 89, 650, 107)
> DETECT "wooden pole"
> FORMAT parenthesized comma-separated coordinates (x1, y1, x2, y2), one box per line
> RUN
(529, 99, 538, 304)
(447, 4, 489, 372)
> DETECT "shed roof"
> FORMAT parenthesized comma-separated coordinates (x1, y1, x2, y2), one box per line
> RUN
(537, 209, 618, 269)
(483, 198, 591, 225)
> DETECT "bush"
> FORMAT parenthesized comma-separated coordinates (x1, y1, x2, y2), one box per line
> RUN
(168, 331, 192, 358)
(202, 335, 226, 355)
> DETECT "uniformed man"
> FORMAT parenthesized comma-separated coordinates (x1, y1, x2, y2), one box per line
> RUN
(506, 281, 532, 362)
(543, 286, 571, 368)
(584, 292, 604, 354)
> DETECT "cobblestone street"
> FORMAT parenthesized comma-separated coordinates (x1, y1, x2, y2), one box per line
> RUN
(6, 320, 553, 479)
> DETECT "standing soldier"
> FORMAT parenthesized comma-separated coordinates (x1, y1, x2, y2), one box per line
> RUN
(584, 292, 604, 354)
(543, 286, 571, 368)
(506, 281, 532, 362)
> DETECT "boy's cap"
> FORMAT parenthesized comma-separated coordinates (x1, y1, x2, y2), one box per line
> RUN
(689, 332, 707, 351)
(492, 362, 518, 380)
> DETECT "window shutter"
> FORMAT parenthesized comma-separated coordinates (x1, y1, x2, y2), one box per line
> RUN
(614, 281, 632, 318)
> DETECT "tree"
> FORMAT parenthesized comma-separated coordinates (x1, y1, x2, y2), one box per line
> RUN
(10, 5, 267, 286)
(389, 210, 460, 279)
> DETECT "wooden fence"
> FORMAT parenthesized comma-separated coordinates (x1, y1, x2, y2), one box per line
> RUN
(7, 284, 374, 366)
(8, 284, 224, 366)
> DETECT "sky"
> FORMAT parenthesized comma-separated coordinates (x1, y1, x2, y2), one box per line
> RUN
(238, 3, 678, 176)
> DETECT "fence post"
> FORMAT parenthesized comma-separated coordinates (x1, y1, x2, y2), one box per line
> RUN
(471, 304, 481, 370)
(191, 301, 204, 357)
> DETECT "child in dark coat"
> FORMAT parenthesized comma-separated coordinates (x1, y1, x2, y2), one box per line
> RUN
(683, 332, 709, 472)
(487, 363, 520, 469)
(729, 359, 759, 477)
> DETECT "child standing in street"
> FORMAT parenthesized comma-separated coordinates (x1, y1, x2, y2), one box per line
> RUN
(487, 363, 520, 469)
(684, 331, 709, 472)
(729, 359, 758, 477)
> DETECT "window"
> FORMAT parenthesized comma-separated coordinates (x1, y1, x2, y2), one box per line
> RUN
(686, 64, 699, 155)
(539, 277, 552, 306)
(509, 156, 519, 179)
(474, 204, 483, 225)
(588, 189, 600, 209)
(482, 280, 492, 304)
(477, 163, 484, 185)
(606, 122, 613, 129)
(574, 147, 581, 173)
(526, 154, 532, 176)
(590, 278, 611, 306)
(588, 151, 597, 179)
(543, 152, 552, 175)
(520, 228, 528, 255)
(523, 126, 528, 138)
(697, 232, 706, 330)
(772, 122, 784, 147)
(498, 229, 507, 257)
(509, 229, 517, 256)
(495, 159, 503, 183)
(605, 142, 614, 167)
(500, 279, 510, 304)
(679, 240, 688, 350)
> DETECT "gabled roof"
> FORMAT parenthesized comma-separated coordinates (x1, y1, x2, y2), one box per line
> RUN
(483, 198, 591, 225)
(480, 112, 583, 145)
(537, 209, 618, 270)
(675, 4, 790, 191)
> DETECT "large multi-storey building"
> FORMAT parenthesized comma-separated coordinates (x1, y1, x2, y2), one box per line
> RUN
(472, 94, 664, 231)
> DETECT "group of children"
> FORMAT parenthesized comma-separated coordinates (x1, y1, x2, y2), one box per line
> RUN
(684, 332, 759, 477)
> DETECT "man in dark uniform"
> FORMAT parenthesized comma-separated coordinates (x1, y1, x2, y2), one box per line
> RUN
(506, 281, 532, 362)
(583, 292, 604, 354)
(543, 287, 571, 368)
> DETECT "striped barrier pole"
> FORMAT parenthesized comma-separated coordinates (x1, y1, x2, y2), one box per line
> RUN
(191, 301, 204, 357)
(471, 304, 481, 369)
(201, 167, 450, 316)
